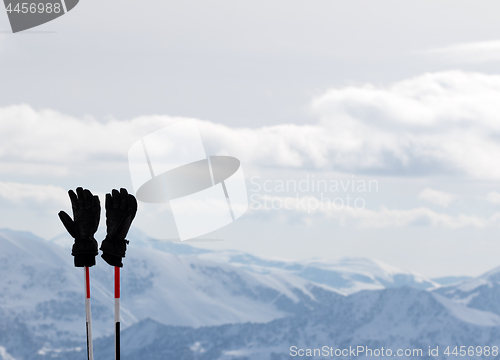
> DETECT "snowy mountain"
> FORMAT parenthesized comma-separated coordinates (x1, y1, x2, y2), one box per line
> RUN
(199, 250, 439, 294)
(0, 228, 322, 340)
(432, 276, 473, 286)
(434, 266, 500, 317)
(1, 228, 500, 360)
(86, 287, 500, 360)
(0, 229, 96, 343)
(51, 228, 440, 296)
(5, 286, 500, 360)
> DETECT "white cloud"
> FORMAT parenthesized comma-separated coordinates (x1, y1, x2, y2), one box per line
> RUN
(307, 71, 500, 179)
(0, 182, 83, 239)
(0, 105, 179, 163)
(0, 105, 183, 175)
(200, 71, 500, 179)
(249, 194, 499, 229)
(0, 162, 69, 176)
(487, 191, 500, 204)
(418, 188, 456, 208)
(3, 71, 500, 181)
(425, 40, 500, 63)
(0, 181, 68, 207)
(0, 181, 109, 239)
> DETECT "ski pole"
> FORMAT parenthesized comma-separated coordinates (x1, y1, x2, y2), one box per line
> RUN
(58, 188, 100, 360)
(115, 266, 121, 360)
(85, 266, 94, 360)
(100, 188, 137, 360)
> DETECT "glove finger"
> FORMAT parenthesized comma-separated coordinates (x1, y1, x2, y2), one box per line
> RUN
(92, 195, 100, 211)
(58, 211, 77, 238)
(128, 194, 138, 220)
(112, 189, 120, 209)
(83, 189, 93, 210)
(68, 189, 78, 211)
(93, 195, 101, 232)
(105, 193, 112, 211)
(115, 214, 132, 239)
(119, 188, 128, 210)
(76, 187, 85, 209)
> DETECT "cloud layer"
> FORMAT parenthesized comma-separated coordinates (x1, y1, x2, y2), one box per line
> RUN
(0, 181, 67, 207)
(202, 70, 500, 180)
(419, 188, 456, 208)
(425, 40, 500, 63)
(249, 194, 500, 230)
(2, 69, 500, 239)
(1, 70, 500, 180)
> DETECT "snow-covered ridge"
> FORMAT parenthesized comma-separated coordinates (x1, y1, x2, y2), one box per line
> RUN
(433, 265, 500, 317)
(0, 228, 323, 342)
(0, 227, 441, 342)
(198, 250, 440, 294)
(1, 228, 500, 360)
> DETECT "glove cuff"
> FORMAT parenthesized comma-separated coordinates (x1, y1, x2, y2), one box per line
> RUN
(71, 237, 99, 256)
(101, 253, 124, 267)
(74, 253, 97, 267)
(100, 237, 129, 267)
(71, 237, 98, 267)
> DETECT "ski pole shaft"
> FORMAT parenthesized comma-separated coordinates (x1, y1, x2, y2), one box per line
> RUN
(115, 266, 120, 360)
(85, 266, 94, 360)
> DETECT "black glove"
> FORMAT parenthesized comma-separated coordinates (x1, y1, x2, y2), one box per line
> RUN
(58, 187, 100, 267)
(100, 188, 137, 267)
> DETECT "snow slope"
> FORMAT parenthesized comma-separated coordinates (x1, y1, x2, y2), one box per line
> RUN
(199, 250, 439, 294)
(2, 228, 500, 360)
(88, 287, 500, 360)
(434, 265, 500, 317)
(0, 228, 322, 343)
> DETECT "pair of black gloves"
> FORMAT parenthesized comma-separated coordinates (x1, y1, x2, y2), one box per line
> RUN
(58, 187, 137, 268)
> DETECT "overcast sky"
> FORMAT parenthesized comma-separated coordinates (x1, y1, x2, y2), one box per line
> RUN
(1, 0, 500, 277)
